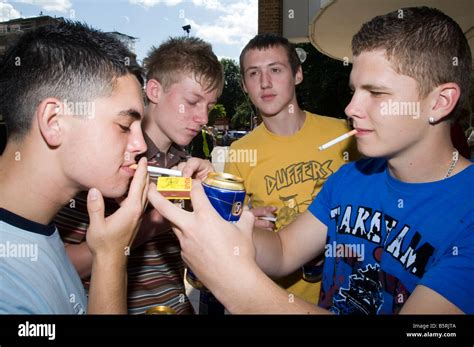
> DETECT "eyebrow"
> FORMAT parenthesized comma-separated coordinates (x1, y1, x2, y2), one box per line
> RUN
(245, 61, 286, 74)
(349, 83, 392, 92)
(118, 109, 142, 120)
(189, 93, 217, 104)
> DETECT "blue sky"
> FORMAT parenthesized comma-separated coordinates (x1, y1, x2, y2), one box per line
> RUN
(0, 0, 258, 63)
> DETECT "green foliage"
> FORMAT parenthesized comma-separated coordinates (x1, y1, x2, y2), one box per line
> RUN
(208, 104, 227, 126)
(219, 58, 246, 120)
(231, 101, 254, 130)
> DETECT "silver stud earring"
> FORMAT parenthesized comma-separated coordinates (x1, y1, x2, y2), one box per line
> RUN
(429, 117, 435, 124)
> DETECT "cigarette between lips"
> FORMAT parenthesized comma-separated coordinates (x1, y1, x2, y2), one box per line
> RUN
(318, 129, 358, 151)
(258, 216, 277, 222)
(129, 164, 182, 177)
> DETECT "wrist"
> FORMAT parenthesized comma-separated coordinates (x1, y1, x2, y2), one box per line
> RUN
(92, 248, 129, 268)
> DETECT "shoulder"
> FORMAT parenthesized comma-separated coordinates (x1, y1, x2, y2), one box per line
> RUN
(307, 113, 349, 130)
(229, 125, 264, 149)
(330, 158, 387, 183)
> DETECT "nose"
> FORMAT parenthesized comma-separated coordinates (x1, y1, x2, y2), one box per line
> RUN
(260, 71, 272, 89)
(193, 105, 208, 126)
(129, 128, 147, 156)
(345, 92, 364, 122)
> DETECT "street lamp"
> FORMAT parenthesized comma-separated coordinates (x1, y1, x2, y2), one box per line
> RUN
(182, 24, 191, 37)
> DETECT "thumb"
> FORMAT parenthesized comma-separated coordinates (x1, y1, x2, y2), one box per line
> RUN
(236, 207, 255, 238)
(87, 188, 105, 229)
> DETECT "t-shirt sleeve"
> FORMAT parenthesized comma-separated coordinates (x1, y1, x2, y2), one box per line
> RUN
(418, 223, 474, 313)
(0, 270, 41, 314)
(308, 166, 342, 227)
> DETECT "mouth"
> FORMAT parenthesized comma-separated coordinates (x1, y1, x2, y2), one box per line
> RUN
(261, 94, 276, 102)
(354, 127, 374, 136)
(120, 163, 137, 176)
(186, 128, 200, 135)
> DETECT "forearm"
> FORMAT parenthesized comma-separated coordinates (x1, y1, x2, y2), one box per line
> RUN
(87, 254, 128, 314)
(253, 227, 286, 277)
(211, 260, 331, 314)
(64, 242, 93, 279)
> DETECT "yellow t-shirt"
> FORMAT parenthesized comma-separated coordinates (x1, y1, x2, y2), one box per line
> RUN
(224, 112, 358, 304)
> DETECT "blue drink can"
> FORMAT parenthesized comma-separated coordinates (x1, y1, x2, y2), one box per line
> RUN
(202, 172, 246, 222)
(186, 172, 246, 310)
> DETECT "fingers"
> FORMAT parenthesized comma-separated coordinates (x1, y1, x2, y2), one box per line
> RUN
(87, 188, 105, 229)
(250, 206, 276, 230)
(141, 171, 150, 208)
(254, 219, 275, 231)
(251, 206, 277, 217)
(181, 157, 214, 180)
(147, 185, 188, 231)
(189, 180, 220, 219)
(126, 157, 148, 205)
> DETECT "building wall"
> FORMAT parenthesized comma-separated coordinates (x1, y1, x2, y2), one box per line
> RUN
(258, 0, 282, 34)
(258, 0, 320, 42)
(0, 16, 63, 56)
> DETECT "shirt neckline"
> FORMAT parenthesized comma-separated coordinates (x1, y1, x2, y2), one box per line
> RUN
(260, 111, 313, 142)
(0, 208, 56, 236)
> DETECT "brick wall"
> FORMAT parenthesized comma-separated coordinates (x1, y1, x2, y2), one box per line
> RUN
(258, 0, 282, 34)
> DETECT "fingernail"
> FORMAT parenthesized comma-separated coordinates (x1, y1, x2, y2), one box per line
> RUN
(89, 188, 98, 201)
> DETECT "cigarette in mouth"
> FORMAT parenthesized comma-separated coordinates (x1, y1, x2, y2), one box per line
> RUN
(257, 216, 277, 222)
(318, 129, 358, 151)
(129, 164, 182, 177)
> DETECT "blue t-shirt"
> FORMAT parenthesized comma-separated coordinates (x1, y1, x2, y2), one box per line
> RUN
(0, 208, 87, 314)
(309, 159, 474, 314)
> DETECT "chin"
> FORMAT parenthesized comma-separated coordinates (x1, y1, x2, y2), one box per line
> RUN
(259, 107, 284, 117)
(356, 143, 382, 159)
(176, 137, 192, 147)
(98, 181, 131, 199)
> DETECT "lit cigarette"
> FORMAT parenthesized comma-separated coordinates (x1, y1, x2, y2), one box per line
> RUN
(318, 129, 358, 151)
(129, 164, 182, 177)
(258, 216, 277, 222)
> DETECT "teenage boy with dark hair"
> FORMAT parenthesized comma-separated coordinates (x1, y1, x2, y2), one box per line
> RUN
(0, 21, 149, 314)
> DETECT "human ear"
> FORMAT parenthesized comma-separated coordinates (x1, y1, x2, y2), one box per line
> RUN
(36, 98, 62, 147)
(428, 83, 461, 122)
(241, 77, 248, 94)
(294, 66, 303, 86)
(145, 79, 163, 104)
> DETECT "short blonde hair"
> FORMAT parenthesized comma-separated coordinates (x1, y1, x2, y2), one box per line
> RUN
(144, 37, 224, 95)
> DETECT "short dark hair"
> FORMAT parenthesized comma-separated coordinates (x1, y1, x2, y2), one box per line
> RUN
(144, 37, 224, 95)
(0, 21, 142, 141)
(239, 33, 301, 78)
(352, 6, 472, 119)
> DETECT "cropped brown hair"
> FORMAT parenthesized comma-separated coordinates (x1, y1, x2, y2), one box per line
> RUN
(239, 33, 301, 79)
(144, 37, 223, 95)
(352, 6, 472, 119)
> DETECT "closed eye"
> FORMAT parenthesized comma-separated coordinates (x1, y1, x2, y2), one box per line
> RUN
(119, 124, 131, 132)
(370, 91, 386, 97)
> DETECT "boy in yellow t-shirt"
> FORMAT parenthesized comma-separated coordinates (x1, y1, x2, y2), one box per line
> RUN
(225, 33, 357, 304)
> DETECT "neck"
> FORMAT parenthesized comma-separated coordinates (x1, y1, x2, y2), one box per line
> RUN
(0, 142, 78, 225)
(261, 103, 306, 136)
(387, 127, 470, 183)
(143, 107, 172, 153)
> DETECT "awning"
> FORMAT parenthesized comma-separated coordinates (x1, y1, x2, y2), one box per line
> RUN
(309, 0, 474, 62)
